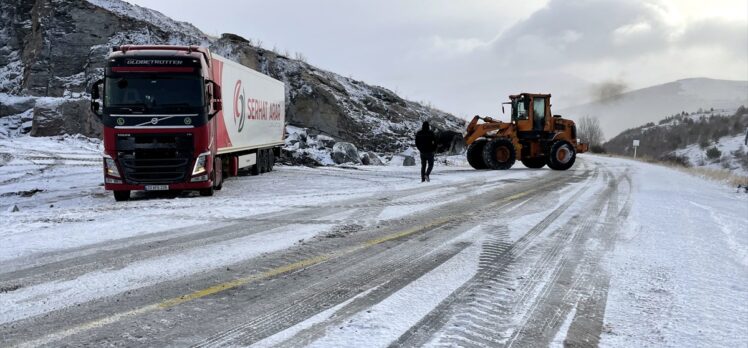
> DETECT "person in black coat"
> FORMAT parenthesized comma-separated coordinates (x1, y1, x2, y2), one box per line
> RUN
(415, 121, 437, 182)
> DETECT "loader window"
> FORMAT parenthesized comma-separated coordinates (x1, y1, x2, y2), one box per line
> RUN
(533, 97, 546, 130)
(512, 98, 528, 121)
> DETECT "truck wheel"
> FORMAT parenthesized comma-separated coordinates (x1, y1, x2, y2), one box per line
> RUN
(199, 186, 214, 196)
(467, 139, 488, 169)
(521, 157, 546, 169)
(263, 149, 270, 173)
(214, 157, 224, 190)
(259, 150, 268, 174)
(547, 140, 576, 170)
(250, 151, 261, 176)
(482, 138, 516, 170)
(113, 190, 130, 202)
(268, 150, 275, 172)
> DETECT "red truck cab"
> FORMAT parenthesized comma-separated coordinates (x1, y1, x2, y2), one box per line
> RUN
(90, 45, 223, 201)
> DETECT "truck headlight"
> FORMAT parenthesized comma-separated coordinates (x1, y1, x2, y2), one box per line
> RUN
(104, 156, 120, 178)
(192, 151, 210, 175)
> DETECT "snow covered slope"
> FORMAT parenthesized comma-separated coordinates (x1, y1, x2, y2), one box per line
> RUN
(674, 133, 748, 175)
(604, 106, 748, 176)
(559, 78, 748, 139)
(0, 0, 464, 155)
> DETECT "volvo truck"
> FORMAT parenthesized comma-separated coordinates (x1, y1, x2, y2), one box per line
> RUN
(90, 45, 285, 201)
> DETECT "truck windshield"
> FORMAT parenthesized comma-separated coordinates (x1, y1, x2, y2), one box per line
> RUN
(104, 74, 204, 111)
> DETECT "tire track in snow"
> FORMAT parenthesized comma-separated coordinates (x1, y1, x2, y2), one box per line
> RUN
(389, 168, 599, 347)
(192, 170, 580, 347)
(505, 168, 626, 347)
(2, 163, 588, 346)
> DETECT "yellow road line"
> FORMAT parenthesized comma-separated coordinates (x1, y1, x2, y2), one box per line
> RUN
(158, 254, 333, 309)
(17, 184, 546, 347)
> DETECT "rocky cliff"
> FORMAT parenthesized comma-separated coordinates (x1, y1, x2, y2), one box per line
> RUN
(0, 0, 464, 158)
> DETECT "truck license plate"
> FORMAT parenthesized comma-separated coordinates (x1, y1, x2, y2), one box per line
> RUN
(145, 185, 169, 191)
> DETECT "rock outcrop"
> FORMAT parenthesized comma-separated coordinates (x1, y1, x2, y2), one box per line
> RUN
(330, 142, 361, 165)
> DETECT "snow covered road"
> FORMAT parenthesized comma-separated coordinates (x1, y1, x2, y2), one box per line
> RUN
(1, 137, 746, 347)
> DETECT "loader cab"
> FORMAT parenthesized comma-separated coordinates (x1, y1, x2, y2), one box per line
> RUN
(510, 93, 552, 135)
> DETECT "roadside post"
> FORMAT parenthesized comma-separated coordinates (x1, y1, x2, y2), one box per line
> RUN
(633, 139, 640, 158)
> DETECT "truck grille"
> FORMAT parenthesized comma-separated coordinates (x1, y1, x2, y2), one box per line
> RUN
(116, 133, 194, 184)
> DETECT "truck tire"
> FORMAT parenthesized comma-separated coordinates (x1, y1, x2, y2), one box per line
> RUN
(113, 190, 130, 202)
(268, 150, 275, 172)
(547, 140, 576, 170)
(250, 151, 261, 176)
(259, 149, 268, 174)
(214, 157, 224, 190)
(521, 157, 546, 169)
(467, 139, 488, 169)
(482, 138, 516, 170)
(199, 186, 214, 196)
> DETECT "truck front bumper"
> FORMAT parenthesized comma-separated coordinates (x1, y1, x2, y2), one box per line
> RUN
(104, 180, 213, 191)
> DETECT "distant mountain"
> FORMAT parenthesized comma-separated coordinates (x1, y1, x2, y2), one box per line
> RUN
(0, 0, 464, 154)
(603, 106, 748, 175)
(559, 78, 748, 140)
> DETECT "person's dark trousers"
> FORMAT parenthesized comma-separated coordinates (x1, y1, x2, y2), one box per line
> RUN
(420, 152, 434, 182)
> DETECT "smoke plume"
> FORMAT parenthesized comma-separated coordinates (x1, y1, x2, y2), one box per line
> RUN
(591, 80, 628, 102)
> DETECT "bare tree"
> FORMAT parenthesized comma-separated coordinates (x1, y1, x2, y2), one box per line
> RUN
(578, 115, 604, 147)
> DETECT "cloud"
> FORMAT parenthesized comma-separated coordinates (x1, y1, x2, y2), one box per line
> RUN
(422, 0, 746, 111)
(488, 0, 674, 65)
(125, 0, 747, 118)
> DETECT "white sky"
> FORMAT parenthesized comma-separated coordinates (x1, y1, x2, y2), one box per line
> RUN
(127, 0, 748, 118)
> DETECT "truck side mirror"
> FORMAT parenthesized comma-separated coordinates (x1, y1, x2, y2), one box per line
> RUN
(90, 79, 103, 119)
(206, 80, 222, 119)
(91, 79, 102, 100)
(212, 100, 222, 114)
(212, 82, 221, 100)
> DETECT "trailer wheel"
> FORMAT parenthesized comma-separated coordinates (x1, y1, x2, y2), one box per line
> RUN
(547, 140, 576, 170)
(260, 149, 269, 174)
(268, 150, 275, 172)
(482, 138, 516, 170)
(113, 190, 130, 202)
(263, 149, 270, 173)
(467, 139, 488, 169)
(521, 157, 546, 169)
(250, 151, 261, 176)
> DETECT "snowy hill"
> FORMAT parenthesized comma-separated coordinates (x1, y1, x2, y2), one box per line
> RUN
(673, 133, 748, 175)
(559, 78, 748, 140)
(603, 106, 748, 175)
(0, 0, 464, 160)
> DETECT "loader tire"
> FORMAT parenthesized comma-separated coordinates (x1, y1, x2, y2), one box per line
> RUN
(547, 140, 576, 170)
(467, 139, 488, 169)
(482, 138, 516, 170)
(521, 157, 546, 169)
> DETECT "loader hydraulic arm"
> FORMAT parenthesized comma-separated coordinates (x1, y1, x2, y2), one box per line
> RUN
(464, 115, 510, 145)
